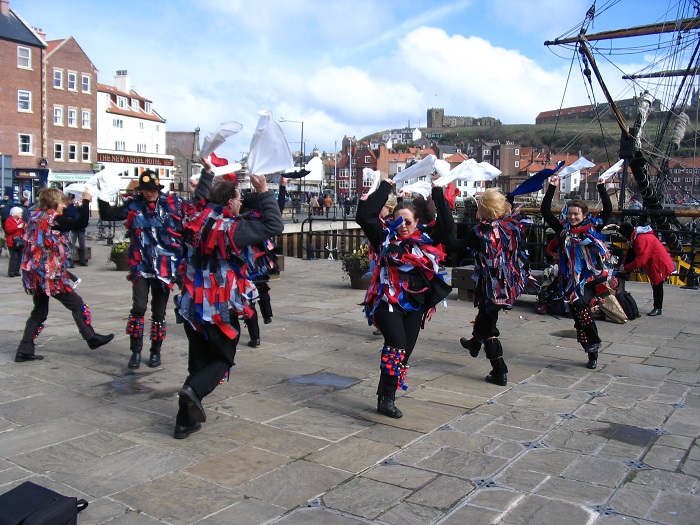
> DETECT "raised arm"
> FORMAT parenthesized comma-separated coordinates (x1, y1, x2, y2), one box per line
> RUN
(540, 177, 563, 234)
(598, 179, 612, 225)
(233, 175, 284, 247)
(56, 191, 91, 231)
(431, 185, 453, 244)
(355, 180, 392, 251)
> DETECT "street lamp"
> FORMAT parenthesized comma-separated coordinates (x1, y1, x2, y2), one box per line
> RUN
(280, 117, 305, 196)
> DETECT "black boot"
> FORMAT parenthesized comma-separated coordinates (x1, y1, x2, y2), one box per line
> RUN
(147, 339, 162, 368)
(484, 338, 508, 386)
(87, 333, 114, 350)
(377, 394, 403, 419)
(128, 352, 141, 369)
(128, 336, 143, 369)
(584, 342, 600, 369)
(460, 336, 481, 357)
(485, 358, 508, 386)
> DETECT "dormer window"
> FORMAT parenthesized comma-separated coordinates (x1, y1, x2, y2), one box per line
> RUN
(117, 96, 127, 109)
(131, 99, 139, 111)
(144, 102, 151, 113)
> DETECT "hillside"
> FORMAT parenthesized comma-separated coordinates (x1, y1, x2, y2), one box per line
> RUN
(366, 117, 700, 163)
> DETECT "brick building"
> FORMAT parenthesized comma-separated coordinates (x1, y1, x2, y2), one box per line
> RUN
(45, 36, 98, 189)
(0, 0, 45, 200)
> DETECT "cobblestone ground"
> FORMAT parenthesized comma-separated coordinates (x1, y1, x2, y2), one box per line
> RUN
(0, 241, 698, 525)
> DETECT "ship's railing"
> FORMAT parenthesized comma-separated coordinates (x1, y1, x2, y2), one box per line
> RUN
(273, 208, 700, 288)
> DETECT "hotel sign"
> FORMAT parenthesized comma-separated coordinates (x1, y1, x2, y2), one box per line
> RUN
(97, 153, 174, 166)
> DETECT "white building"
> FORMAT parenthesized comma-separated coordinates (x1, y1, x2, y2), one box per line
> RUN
(560, 169, 582, 196)
(96, 70, 175, 192)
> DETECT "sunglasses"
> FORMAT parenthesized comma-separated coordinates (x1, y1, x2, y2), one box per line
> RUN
(399, 219, 413, 227)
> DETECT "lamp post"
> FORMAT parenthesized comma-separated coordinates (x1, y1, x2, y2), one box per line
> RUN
(280, 117, 305, 197)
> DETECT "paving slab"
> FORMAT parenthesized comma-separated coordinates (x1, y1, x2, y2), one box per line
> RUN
(0, 241, 698, 524)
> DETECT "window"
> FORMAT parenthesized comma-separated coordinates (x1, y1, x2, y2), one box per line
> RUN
(82, 145, 91, 161)
(352, 158, 356, 165)
(350, 179, 357, 189)
(53, 106, 63, 126)
(362, 178, 372, 188)
(365, 156, 371, 163)
(139, 122, 144, 130)
(18, 134, 32, 154)
(81, 74, 91, 93)
(113, 119, 123, 128)
(67, 108, 77, 127)
(67, 72, 77, 91)
(18, 90, 31, 111)
(154, 124, 159, 132)
(514, 161, 519, 168)
(515, 149, 520, 155)
(137, 143, 147, 153)
(145, 102, 151, 113)
(339, 180, 348, 189)
(54, 142, 64, 160)
(132, 99, 139, 111)
(483, 149, 490, 156)
(115, 141, 125, 151)
(17, 46, 30, 68)
(155, 144, 159, 153)
(685, 177, 692, 183)
(81, 110, 91, 128)
(117, 96, 127, 109)
(53, 69, 63, 88)
(68, 144, 78, 161)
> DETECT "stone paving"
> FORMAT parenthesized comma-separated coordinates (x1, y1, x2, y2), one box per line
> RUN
(0, 241, 698, 525)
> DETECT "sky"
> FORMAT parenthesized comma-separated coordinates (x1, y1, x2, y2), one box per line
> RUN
(11, 0, 682, 161)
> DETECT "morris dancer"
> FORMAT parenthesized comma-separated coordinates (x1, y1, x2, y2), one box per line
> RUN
(451, 188, 530, 386)
(98, 168, 214, 369)
(240, 177, 287, 347)
(357, 178, 452, 419)
(541, 175, 612, 369)
(15, 188, 113, 362)
(173, 173, 284, 438)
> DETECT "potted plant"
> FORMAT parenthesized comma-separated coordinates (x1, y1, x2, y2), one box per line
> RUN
(341, 244, 372, 290)
(108, 241, 130, 271)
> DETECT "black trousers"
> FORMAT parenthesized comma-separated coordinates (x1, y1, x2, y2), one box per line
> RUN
(373, 301, 424, 396)
(652, 282, 664, 309)
(245, 281, 272, 341)
(131, 276, 170, 324)
(17, 290, 95, 355)
(471, 301, 501, 341)
(8, 246, 22, 276)
(176, 318, 240, 426)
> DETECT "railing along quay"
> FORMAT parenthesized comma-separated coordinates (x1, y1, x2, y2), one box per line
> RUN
(274, 206, 700, 288)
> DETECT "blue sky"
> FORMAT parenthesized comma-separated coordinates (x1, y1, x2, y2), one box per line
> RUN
(11, 0, 680, 161)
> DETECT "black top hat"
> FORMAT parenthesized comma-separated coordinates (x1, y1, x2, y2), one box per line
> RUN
(135, 170, 164, 191)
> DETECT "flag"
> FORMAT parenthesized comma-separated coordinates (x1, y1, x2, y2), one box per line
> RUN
(508, 161, 565, 197)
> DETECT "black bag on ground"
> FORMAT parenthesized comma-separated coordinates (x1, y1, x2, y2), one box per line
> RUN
(616, 291, 641, 320)
(0, 481, 88, 525)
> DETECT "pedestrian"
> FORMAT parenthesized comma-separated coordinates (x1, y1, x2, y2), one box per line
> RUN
(343, 195, 351, 218)
(62, 197, 79, 268)
(15, 187, 113, 362)
(309, 194, 320, 215)
(66, 196, 88, 266)
(0, 193, 14, 229)
(173, 173, 284, 439)
(97, 168, 214, 369)
(618, 222, 675, 316)
(4, 206, 25, 277)
(451, 188, 530, 386)
(241, 176, 287, 347)
(323, 193, 333, 218)
(357, 178, 452, 419)
(540, 174, 613, 369)
(19, 197, 31, 223)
